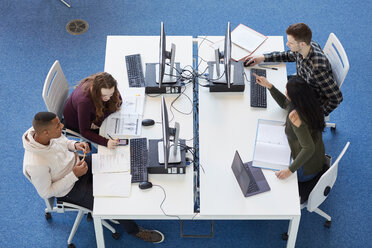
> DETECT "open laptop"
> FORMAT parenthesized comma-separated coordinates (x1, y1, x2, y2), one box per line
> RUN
(231, 151, 270, 197)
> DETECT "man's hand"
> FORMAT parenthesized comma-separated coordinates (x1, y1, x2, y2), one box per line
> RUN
(275, 169, 293, 180)
(244, 55, 265, 67)
(75, 142, 90, 154)
(73, 160, 88, 177)
(253, 73, 273, 89)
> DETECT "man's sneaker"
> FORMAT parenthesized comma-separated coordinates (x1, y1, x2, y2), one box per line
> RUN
(134, 227, 165, 243)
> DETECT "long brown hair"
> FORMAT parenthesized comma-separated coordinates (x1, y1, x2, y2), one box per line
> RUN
(80, 72, 121, 122)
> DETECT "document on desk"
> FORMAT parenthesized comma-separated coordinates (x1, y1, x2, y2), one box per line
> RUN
(92, 153, 130, 174)
(105, 88, 145, 137)
(252, 119, 291, 171)
(210, 23, 267, 61)
(231, 24, 267, 56)
(93, 172, 132, 197)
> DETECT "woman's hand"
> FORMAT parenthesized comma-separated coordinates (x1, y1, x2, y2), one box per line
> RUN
(253, 73, 273, 89)
(275, 169, 292, 180)
(107, 139, 119, 150)
(91, 123, 100, 130)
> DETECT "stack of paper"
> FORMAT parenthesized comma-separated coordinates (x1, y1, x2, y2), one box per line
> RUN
(252, 119, 291, 171)
(92, 153, 132, 197)
(105, 87, 146, 137)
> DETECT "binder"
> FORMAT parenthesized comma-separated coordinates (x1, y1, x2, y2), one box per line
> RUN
(252, 119, 291, 171)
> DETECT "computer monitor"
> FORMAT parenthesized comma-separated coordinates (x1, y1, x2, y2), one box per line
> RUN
(156, 22, 177, 87)
(212, 22, 233, 88)
(158, 96, 181, 169)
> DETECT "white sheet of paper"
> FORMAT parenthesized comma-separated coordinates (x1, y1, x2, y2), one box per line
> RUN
(92, 153, 130, 174)
(231, 24, 267, 53)
(93, 172, 132, 197)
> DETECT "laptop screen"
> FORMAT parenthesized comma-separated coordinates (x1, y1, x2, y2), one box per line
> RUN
(231, 151, 251, 191)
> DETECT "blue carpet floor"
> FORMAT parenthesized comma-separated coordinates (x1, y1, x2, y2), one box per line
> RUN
(0, 0, 371, 247)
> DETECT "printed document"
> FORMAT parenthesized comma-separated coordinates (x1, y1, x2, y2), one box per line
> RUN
(105, 88, 145, 137)
(252, 119, 291, 170)
(92, 153, 130, 174)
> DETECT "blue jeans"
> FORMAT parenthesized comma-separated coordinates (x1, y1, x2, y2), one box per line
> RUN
(297, 166, 318, 182)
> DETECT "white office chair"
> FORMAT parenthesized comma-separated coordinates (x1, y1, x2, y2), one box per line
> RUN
(43, 60, 97, 148)
(323, 33, 350, 129)
(23, 164, 120, 248)
(282, 142, 350, 240)
(302, 142, 350, 227)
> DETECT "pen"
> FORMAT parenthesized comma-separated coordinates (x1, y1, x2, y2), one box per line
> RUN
(107, 134, 114, 140)
(258, 65, 278, 70)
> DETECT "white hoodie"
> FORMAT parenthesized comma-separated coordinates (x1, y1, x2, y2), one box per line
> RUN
(23, 127, 79, 199)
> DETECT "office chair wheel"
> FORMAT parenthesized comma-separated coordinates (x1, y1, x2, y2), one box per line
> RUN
(87, 212, 93, 222)
(281, 232, 288, 240)
(68, 243, 76, 248)
(45, 212, 52, 220)
(112, 232, 121, 240)
(324, 220, 331, 228)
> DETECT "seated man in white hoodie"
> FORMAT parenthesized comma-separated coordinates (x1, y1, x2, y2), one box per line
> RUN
(23, 112, 164, 244)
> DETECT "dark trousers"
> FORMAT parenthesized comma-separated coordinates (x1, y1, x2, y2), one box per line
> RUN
(58, 156, 139, 234)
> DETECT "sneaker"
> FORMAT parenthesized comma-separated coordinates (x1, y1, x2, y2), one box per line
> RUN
(134, 227, 165, 243)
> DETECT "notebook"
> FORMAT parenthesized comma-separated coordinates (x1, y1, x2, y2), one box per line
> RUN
(231, 151, 270, 197)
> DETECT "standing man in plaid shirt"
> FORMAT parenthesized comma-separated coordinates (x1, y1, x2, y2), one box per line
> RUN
(245, 23, 343, 116)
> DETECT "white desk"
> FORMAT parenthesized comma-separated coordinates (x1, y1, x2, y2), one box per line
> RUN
(93, 36, 195, 248)
(197, 36, 301, 248)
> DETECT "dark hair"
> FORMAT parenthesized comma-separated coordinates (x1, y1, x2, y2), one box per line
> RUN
(286, 77, 325, 132)
(286, 23, 312, 45)
(32, 112, 57, 133)
(80, 72, 121, 123)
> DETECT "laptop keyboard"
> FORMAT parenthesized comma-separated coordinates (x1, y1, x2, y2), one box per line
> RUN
(244, 164, 260, 193)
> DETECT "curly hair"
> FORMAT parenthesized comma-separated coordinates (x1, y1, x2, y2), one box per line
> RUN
(79, 72, 121, 123)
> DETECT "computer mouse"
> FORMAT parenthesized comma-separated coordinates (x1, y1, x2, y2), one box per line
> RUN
(139, 181, 153, 190)
(244, 60, 254, 67)
(142, 119, 155, 126)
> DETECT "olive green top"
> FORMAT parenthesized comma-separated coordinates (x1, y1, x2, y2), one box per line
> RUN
(269, 86, 325, 175)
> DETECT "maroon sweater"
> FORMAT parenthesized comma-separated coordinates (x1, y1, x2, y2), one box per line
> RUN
(63, 84, 118, 146)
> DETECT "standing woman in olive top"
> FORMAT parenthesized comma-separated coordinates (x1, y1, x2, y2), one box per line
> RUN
(254, 75, 326, 182)
(63, 72, 121, 149)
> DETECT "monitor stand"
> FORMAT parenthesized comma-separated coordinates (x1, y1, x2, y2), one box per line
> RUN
(207, 61, 245, 92)
(211, 63, 235, 84)
(145, 63, 182, 94)
(157, 141, 181, 164)
(147, 139, 187, 174)
(155, 64, 178, 84)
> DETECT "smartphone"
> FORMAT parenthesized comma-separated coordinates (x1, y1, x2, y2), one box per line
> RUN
(117, 139, 129, 146)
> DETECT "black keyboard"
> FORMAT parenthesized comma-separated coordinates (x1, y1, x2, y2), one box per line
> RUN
(243, 164, 260, 194)
(250, 68, 267, 108)
(130, 138, 148, 183)
(125, 54, 145, 87)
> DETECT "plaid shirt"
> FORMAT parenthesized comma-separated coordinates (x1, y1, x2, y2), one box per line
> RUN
(264, 41, 343, 116)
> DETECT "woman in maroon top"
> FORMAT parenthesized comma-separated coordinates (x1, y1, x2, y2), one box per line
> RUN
(63, 72, 121, 149)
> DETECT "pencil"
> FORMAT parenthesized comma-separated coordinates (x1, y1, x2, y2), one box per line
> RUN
(82, 152, 86, 162)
